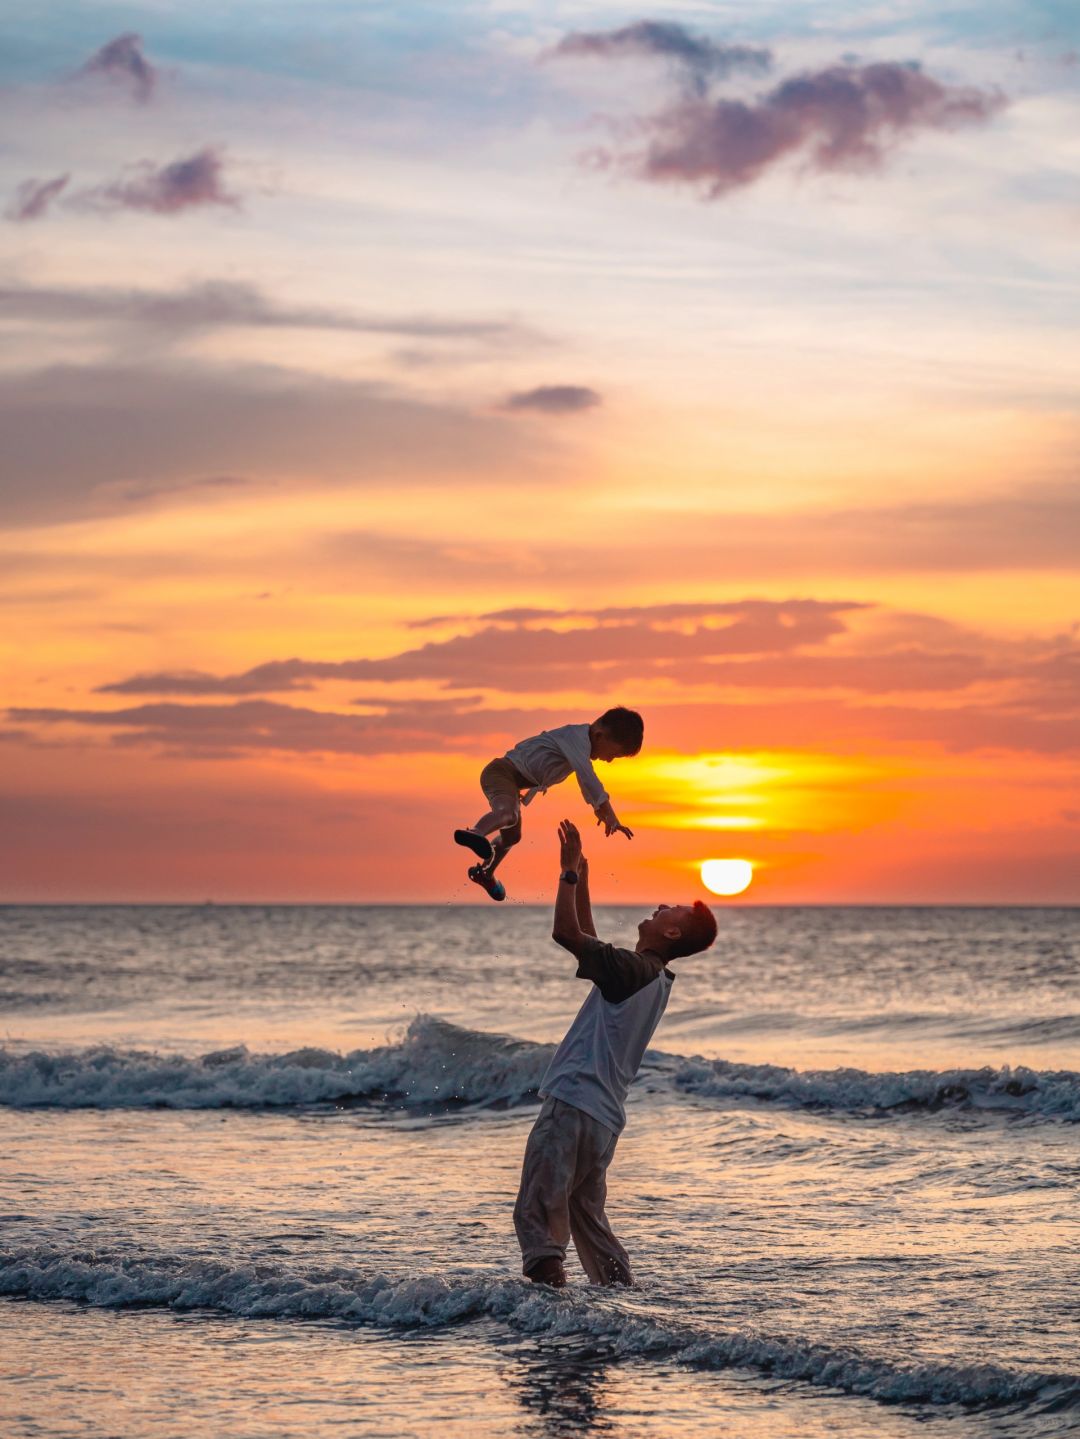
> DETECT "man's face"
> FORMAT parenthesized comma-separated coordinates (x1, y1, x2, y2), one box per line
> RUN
(638, 903, 694, 950)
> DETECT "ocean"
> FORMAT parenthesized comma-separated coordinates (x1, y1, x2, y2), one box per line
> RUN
(1, 904, 1078, 1438)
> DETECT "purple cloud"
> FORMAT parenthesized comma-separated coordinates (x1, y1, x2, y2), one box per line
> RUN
(5, 175, 70, 222)
(5, 697, 548, 759)
(85, 148, 239, 215)
(79, 33, 159, 103)
(550, 21, 772, 95)
(12, 601, 1080, 763)
(501, 385, 601, 414)
(0, 359, 541, 527)
(0, 279, 539, 346)
(95, 601, 865, 696)
(14, 627, 1080, 760)
(598, 60, 1006, 196)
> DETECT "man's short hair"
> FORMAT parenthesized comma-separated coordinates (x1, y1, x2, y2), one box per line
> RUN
(598, 706, 644, 755)
(667, 901, 718, 960)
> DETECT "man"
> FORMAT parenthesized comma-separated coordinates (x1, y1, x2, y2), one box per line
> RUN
(513, 819, 718, 1287)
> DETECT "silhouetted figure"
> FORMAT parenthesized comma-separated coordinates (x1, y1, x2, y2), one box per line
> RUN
(513, 819, 717, 1286)
(454, 707, 642, 900)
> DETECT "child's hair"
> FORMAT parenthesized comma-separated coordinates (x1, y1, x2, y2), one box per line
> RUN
(667, 901, 718, 960)
(598, 706, 644, 755)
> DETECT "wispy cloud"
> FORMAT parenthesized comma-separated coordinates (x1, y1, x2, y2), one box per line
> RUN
(78, 32, 160, 104)
(411, 601, 856, 628)
(6, 152, 237, 225)
(326, 482, 1080, 597)
(12, 614, 1080, 759)
(94, 601, 867, 696)
(5, 174, 70, 222)
(58, 600, 1078, 765)
(500, 384, 601, 414)
(79, 147, 239, 215)
(15, 697, 1080, 760)
(107, 473, 252, 507)
(0, 360, 544, 526)
(0, 279, 541, 348)
(6, 697, 545, 759)
(550, 20, 772, 96)
(645, 62, 1005, 195)
(563, 43, 1006, 196)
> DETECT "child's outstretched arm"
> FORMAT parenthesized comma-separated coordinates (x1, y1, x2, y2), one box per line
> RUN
(550, 728, 611, 815)
(594, 798, 633, 840)
(547, 726, 631, 837)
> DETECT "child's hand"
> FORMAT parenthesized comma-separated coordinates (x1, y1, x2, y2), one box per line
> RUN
(595, 801, 633, 840)
(558, 819, 583, 869)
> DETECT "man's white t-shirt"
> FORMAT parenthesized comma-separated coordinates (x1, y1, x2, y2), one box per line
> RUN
(539, 938, 674, 1135)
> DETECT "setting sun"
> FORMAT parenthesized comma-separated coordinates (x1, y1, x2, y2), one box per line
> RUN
(700, 858, 755, 897)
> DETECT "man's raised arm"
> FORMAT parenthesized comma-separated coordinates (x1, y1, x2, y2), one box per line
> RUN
(552, 819, 594, 957)
(575, 855, 598, 938)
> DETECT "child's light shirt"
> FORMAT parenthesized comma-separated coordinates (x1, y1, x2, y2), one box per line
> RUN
(504, 723, 608, 811)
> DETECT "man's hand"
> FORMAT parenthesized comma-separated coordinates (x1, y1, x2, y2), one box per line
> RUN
(558, 818, 583, 870)
(553, 821, 591, 954)
(595, 800, 633, 840)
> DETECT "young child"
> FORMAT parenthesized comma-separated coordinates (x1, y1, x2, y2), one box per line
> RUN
(454, 706, 643, 901)
(513, 819, 717, 1286)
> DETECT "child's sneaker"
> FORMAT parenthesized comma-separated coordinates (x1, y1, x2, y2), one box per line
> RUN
(454, 828, 494, 865)
(468, 865, 506, 902)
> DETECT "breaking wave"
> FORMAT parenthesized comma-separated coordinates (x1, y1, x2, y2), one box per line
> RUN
(0, 1017, 553, 1111)
(2, 1017, 1079, 1121)
(1, 1245, 1076, 1412)
(669, 1054, 1080, 1121)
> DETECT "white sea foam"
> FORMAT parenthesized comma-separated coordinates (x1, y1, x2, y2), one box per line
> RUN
(1, 1245, 1076, 1412)
(671, 1055, 1080, 1120)
(0, 1017, 553, 1111)
(2, 1019, 1079, 1121)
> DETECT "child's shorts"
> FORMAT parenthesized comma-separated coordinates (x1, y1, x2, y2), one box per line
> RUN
(479, 758, 530, 839)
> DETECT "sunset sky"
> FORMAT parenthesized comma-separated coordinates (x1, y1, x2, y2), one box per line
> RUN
(2, 0, 1078, 904)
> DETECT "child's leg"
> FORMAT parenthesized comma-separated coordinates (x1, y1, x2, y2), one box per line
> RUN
(468, 809, 504, 838)
(465, 761, 523, 839)
(486, 817, 522, 874)
(457, 761, 522, 865)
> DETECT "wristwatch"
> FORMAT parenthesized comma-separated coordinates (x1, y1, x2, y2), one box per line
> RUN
(560, 869, 579, 885)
